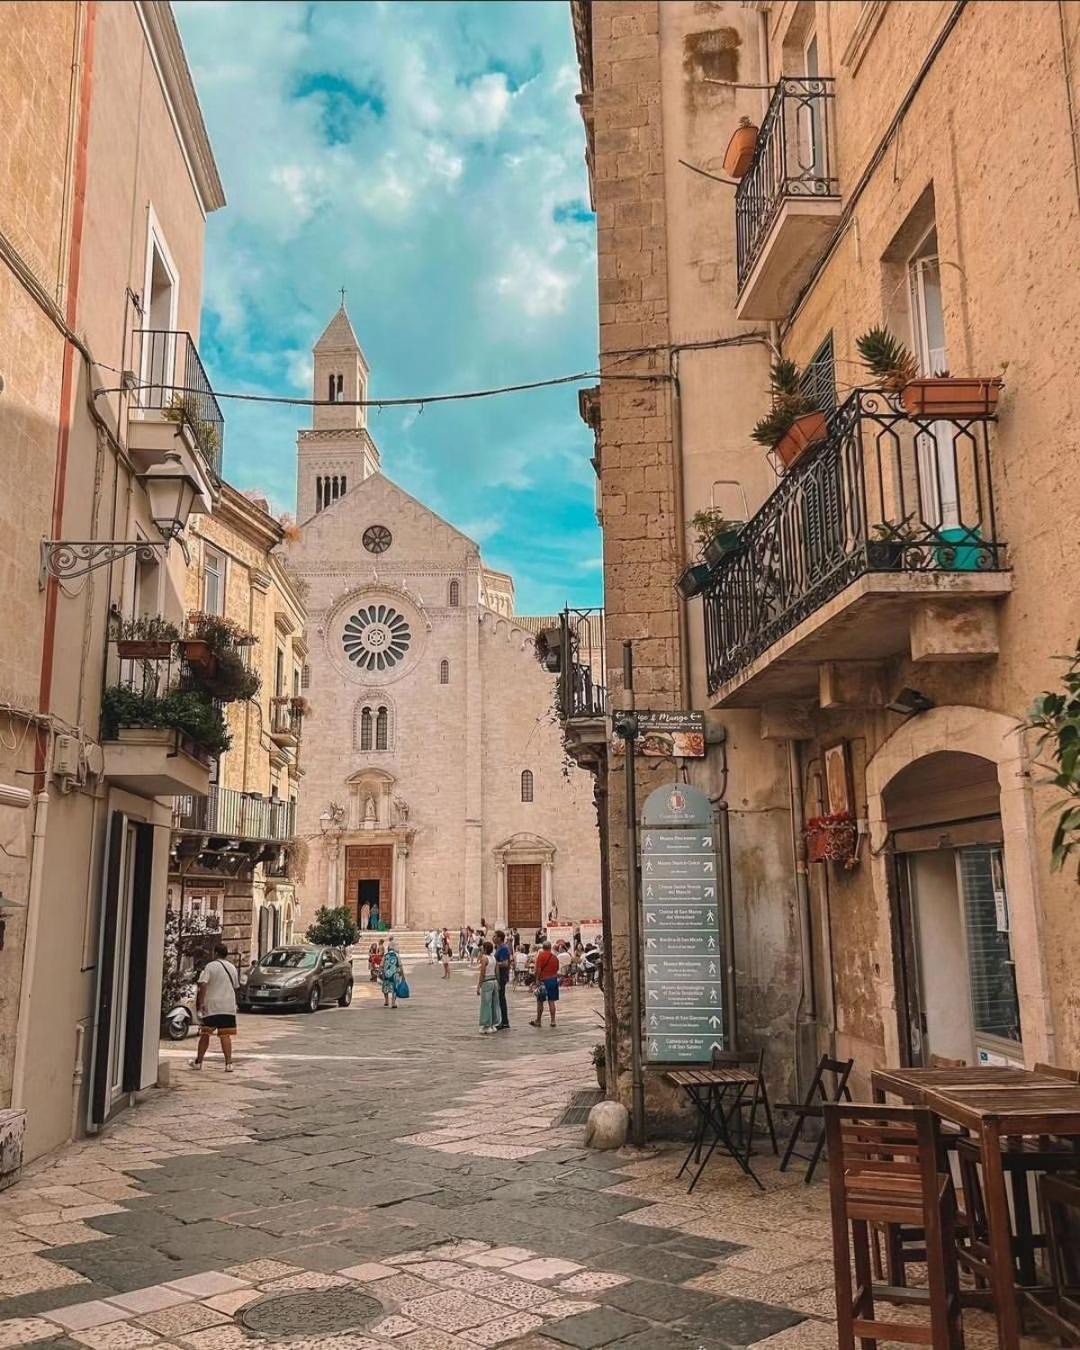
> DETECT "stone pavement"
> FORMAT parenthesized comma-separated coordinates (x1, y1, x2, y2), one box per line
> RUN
(0, 961, 1032, 1349)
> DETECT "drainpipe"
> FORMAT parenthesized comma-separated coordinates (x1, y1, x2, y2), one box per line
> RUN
(715, 800, 738, 1052)
(669, 357, 691, 706)
(787, 740, 815, 1095)
(11, 791, 51, 1109)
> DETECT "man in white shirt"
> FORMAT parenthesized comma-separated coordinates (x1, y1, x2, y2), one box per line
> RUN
(191, 944, 240, 1073)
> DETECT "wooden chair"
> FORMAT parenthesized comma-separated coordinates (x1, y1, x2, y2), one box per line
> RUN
(1021, 1173, 1080, 1341)
(1033, 1061, 1080, 1083)
(929, 1054, 968, 1069)
(777, 1054, 854, 1184)
(824, 1104, 964, 1349)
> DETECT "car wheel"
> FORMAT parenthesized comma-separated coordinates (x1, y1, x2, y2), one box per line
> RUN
(306, 984, 321, 1014)
(338, 982, 353, 1008)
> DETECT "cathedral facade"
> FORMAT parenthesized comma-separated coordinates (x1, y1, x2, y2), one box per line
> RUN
(286, 306, 602, 934)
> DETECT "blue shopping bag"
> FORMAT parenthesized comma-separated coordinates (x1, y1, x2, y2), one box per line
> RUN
(395, 976, 410, 1000)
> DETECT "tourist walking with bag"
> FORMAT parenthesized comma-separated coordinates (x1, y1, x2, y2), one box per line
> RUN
(477, 941, 499, 1034)
(191, 944, 239, 1072)
(381, 937, 403, 1009)
(529, 940, 560, 1028)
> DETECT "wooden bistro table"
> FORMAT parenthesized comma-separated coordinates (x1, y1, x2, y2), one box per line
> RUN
(871, 1065, 1080, 1349)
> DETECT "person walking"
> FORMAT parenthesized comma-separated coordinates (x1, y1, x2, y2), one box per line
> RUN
(191, 944, 239, 1072)
(493, 929, 512, 1031)
(441, 932, 452, 979)
(477, 940, 499, 1034)
(529, 940, 560, 1028)
(381, 937, 403, 1009)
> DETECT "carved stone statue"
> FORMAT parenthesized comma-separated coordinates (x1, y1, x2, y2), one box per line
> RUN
(363, 794, 377, 825)
(393, 794, 409, 824)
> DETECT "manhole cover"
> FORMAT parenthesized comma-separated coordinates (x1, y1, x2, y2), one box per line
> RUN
(241, 1290, 383, 1340)
(559, 1087, 604, 1125)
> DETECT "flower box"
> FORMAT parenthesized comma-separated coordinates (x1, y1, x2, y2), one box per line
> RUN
(116, 640, 172, 661)
(805, 812, 858, 867)
(775, 411, 829, 469)
(702, 528, 744, 569)
(723, 122, 759, 179)
(676, 563, 714, 600)
(901, 377, 1003, 418)
(180, 638, 216, 673)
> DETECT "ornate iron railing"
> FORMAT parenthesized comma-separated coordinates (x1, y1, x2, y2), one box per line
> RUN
(736, 76, 839, 293)
(270, 697, 303, 740)
(703, 389, 1006, 693)
(173, 786, 295, 842)
(559, 607, 607, 720)
(130, 329, 224, 476)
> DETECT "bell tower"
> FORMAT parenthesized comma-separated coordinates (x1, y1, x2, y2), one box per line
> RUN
(297, 300, 381, 520)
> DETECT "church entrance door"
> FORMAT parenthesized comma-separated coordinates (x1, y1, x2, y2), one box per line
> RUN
(346, 845, 394, 930)
(507, 863, 542, 929)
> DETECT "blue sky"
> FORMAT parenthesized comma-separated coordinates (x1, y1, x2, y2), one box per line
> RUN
(174, 0, 602, 615)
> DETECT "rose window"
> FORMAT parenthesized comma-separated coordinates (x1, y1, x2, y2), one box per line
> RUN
(342, 605, 412, 672)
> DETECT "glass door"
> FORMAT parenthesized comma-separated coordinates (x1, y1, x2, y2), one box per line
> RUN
(956, 846, 1023, 1062)
(908, 228, 959, 529)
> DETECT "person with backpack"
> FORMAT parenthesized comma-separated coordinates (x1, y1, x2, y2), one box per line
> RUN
(191, 944, 240, 1073)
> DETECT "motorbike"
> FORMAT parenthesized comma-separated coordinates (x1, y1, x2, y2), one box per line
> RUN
(162, 999, 194, 1040)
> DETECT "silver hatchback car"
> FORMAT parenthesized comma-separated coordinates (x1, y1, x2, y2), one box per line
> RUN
(239, 945, 354, 1014)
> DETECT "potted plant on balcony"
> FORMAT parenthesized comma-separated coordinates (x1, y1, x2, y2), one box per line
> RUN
(722, 116, 759, 179)
(867, 514, 921, 570)
(751, 359, 828, 470)
(805, 811, 858, 867)
(164, 394, 221, 459)
(184, 613, 260, 702)
(101, 685, 232, 761)
(855, 325, 1003, 416)
(692, 509, 745, 568)
(290, 695, 310, 716)
(111, 615, 181, 661)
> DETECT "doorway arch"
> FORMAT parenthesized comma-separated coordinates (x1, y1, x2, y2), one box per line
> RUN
(866, 706, 1053, 1066)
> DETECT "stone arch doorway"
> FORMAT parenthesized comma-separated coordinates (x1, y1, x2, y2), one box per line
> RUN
(866, 706, 1054, 1068)
(494, 833, 556, 931)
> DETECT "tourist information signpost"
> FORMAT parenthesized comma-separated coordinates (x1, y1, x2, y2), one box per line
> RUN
(640, 782, 726, 1063)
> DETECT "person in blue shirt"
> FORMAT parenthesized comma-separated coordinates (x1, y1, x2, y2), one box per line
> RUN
(493, 929, 512, 1031)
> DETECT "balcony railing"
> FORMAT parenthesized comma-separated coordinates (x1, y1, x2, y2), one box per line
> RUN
(559, 607, 607, 720)
(173, 785, 295, 843)
(736, 77, 838, 294)
(130, 329, 224, 476)
(703, 389, 1006, 693)
(270, 697, 303, 741)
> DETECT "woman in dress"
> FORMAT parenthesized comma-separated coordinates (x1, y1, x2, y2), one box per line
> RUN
(367, 942, 382, 983)
(381, 938, 402, 1009)
(477, 940, 499, 1034)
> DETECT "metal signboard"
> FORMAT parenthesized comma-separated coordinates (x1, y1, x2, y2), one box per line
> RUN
(639, 783, 725, 1063)
(612, 711, 706, 758)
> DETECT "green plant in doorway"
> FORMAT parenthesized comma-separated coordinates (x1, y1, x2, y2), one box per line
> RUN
(305, 904, 360, 948)
(855, 326, 919, 390)
(1023, 638, 1080, 876)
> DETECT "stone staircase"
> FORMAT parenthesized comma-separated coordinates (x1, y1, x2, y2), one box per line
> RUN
(354, 929, 433, 962)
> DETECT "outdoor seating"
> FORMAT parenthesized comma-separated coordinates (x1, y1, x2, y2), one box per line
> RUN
(776, 1053, 854, 1184)
(666, 1047, 777, 1192)
(1021, 1172, 1080, 1342)
(824, 1104, 964, 1349)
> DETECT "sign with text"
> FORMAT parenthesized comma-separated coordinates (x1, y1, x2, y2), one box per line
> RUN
(613, 711, 706, 758)
(546, 922, 575, 949)
(579, 919, 604, 947)
(639, 783, 725, 1063)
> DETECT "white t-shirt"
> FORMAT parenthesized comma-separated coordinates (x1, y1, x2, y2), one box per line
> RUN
(557, 950, 571, 974)
(514, 951, 528, 972)
(198, 958, 239, 1016)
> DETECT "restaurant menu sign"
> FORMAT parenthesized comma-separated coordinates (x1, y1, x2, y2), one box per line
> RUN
(612, 711, 706, 758)
(640, 782, 725, 1063)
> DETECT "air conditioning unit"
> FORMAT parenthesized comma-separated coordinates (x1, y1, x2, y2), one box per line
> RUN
(84, 741, 104, 779)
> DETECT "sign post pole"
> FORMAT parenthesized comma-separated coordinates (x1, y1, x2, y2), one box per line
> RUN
(620, 641, 646, 1146)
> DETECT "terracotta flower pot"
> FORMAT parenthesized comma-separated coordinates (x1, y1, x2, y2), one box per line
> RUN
(181, 638, 216, 673)
(775, 411, 828, 469)
(901, 377, 1003, 418)
(723, 122, 759, 179)
(116, 640, 172, 660)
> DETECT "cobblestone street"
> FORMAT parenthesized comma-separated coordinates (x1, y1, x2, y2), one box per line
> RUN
(0, 960, 855, 1350)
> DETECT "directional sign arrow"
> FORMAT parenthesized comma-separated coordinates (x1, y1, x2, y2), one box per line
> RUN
(703, 836, 713, 847)
(647, 964, 658, 975)
(646, 939, 656, 949)
(708, 1015, 721, 1029)
(648, 990, 658, 1001)
(710, 1041, 723, 1053)
(646, 912, 656, 924)
(705, 887, 715, 898)
(704, 861, 713, 873)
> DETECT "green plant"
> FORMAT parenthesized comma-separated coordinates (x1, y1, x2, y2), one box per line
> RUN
(1023, 640, 1080, 876)
(164, 394, 221, 456)
(162, 906, 221, 1007)
(102, 684, 232, 757)
(186, 611, 257, 652)
(750, 359, 819, 450)
(591, 1043, 606, 1068)
(110, 614, 181, 643)
(306, 905, 359, 948)
(690, 509, 741, 555)
(207, 647, 261, 702)
(871, 514, 920, 543)
(856, 326, 919, 390)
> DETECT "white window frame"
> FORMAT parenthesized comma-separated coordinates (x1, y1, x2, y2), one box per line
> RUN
(139, 206, 181, 409)
(907, 225, 959, 529)
(203, 543, 226, 616)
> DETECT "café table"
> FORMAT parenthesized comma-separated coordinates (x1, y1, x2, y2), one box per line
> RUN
(871, 1064, 1080, 1349)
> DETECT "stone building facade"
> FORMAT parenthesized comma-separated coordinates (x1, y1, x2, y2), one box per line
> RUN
(287, 308, 602, 935)
(570, 0, 1080, 1123)
(169, 486, 308, 966)
(0, 0, 225, 1161)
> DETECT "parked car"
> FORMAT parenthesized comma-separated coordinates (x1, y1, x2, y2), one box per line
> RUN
(239, 945, 353, 1014)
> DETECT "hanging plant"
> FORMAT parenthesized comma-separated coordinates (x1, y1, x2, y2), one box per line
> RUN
(1023, 639, 1080, 876)
(750, 359, 827, 470)
(110, 614, 181, 661)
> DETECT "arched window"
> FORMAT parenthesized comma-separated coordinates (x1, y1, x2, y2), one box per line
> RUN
(521, 769, 534, 803)
(439, 659, 450, 685)
(316, 477, 323, 512)
(449, 578, 461, 607)
(376, 706, 388, 750)
(341, 475, 347, 495)
(328, 374, 335, 402)
(360, 707, 373, 751)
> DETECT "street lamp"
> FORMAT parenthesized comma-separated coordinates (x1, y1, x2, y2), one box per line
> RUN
(40, 452, 201, 586)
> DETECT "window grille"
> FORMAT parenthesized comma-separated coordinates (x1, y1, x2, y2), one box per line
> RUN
(439, 659, 450, 685)
(521, 769, 534, 802)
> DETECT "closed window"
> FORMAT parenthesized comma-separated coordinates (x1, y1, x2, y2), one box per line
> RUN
(376, 706, 388, 750)
(449, 578, 461, 607)
(360, 707, 373, 751)
(439, 659, 450, 685)
(521, 769, 534, 803)
(356, 697, 394, 751)
(203, 546, 225, 616)
(301, 663, 311, 689)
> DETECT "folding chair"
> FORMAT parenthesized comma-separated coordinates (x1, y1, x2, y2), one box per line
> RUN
(776, 1054, 854, 1184)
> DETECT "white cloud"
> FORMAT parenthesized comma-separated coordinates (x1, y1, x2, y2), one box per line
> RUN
(496, 245, 574, 318)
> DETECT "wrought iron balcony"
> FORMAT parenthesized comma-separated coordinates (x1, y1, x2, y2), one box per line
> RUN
(735, 77, 841, 319)
(173, 785, 295, 843)
(557, 607, 607, 722)
(129, 329, 224, 477)
(269, 697, 303, 746)
(703, 389, 1010, 703)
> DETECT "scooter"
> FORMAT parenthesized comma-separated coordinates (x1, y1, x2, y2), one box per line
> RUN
(162, 999, 194, 1040)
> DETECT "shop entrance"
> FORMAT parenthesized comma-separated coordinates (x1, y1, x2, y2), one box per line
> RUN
(885, 752, 1022, 1067)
